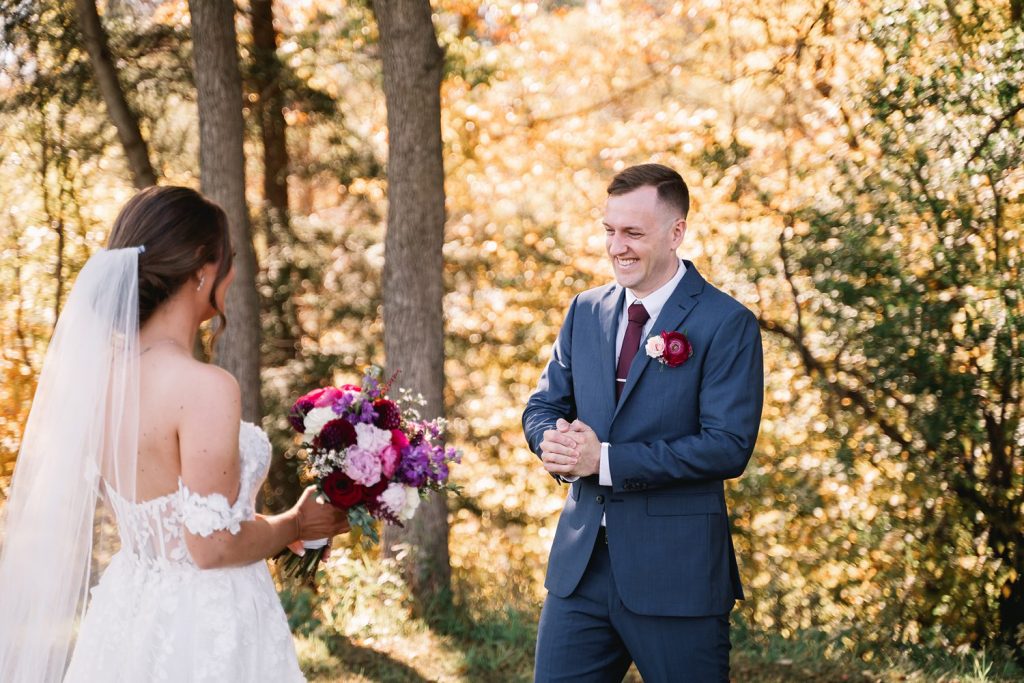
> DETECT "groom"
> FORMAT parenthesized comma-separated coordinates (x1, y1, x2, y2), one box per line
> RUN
(523, 163, 763, 681)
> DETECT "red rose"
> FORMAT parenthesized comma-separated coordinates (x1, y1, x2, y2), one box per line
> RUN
(322, 471, 364, 508)
(660, 331, 692, 368)
(314, 418, 357, 451)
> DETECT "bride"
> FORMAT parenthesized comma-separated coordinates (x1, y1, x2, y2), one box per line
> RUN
(0, 186, 349, 682)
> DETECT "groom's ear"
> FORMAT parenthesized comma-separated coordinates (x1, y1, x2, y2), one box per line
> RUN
(670, 218, 687, 247)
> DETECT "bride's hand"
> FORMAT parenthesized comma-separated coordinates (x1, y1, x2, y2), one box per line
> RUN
(291, 486, 350, 540)
(285, 538, 332, 558)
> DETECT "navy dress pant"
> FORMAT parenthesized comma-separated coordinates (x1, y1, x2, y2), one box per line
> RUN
(535, 534, 731, 683)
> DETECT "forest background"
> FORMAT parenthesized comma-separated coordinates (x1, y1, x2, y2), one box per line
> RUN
(1, 0, 1022, 681)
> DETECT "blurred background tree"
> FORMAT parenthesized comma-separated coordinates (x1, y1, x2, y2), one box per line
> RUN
(1, 0, 1021, 679)
(372, 0, 453, 609)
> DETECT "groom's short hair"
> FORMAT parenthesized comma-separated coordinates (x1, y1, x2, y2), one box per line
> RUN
(607, 164, 689, 219)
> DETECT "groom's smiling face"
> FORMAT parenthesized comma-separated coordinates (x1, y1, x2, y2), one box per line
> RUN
(603, 186, 686, 299)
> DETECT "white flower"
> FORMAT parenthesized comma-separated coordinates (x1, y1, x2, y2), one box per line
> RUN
(379, 483, 419, 520)
(355, 422, 392, 453)
(303, 406, 337, 440)
(400, 486, 421, 521)
(645, 335, 665, 358)
(379, 483, 407, 517)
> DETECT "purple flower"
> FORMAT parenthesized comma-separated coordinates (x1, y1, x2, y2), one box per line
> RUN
(361, 376, 381, 398)
(356, 398, 377, 424)
(397, 443, 432, 487)
(332, 391, 358, 416)
(426, 447, 449, 482)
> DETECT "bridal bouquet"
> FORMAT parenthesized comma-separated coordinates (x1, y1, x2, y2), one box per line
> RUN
(276, 367, 460, 581)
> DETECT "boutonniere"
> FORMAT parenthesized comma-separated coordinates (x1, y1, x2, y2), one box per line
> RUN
(645, 331, 693, 368)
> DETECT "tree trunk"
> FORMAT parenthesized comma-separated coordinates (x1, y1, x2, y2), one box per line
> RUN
(250, 0, 299, 361)
(74, 0, 157, 189)
(250, 0, 301, 509)
(251, 0, 290, 239)
(189, 0, 262, 423)
(372, 0, 451, 607)
(999, 554, 1024, 657)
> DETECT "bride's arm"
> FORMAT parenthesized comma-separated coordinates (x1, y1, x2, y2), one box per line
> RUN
(178, 365, 347, 569)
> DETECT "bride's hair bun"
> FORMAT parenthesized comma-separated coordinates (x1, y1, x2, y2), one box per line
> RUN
(106, 186, 233, 342)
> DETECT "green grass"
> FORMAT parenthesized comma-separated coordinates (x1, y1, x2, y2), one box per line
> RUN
(280, 552, 1023, 682)
(730, 614, 1024, 682)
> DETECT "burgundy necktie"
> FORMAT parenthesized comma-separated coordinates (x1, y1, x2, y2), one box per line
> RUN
(616, 301, 650, 400)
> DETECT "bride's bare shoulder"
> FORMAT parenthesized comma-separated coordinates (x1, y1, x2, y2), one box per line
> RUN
(181, 357, 237, 390)
(144, 351, 240, 411)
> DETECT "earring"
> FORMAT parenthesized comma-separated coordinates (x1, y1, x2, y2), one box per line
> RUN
(197, 274, 206, 292)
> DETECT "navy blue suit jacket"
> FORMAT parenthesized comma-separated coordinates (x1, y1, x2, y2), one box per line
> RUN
(523, 261, 764, 617)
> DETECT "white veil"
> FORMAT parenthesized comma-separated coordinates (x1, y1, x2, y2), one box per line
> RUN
(0, 247, 140, 682)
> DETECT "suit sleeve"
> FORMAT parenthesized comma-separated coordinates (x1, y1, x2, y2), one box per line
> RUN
(608, 307, 763, 492)
(522, 295, 579, 461)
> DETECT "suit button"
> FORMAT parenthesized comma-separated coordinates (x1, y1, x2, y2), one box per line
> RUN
(596, 495, 605, 504)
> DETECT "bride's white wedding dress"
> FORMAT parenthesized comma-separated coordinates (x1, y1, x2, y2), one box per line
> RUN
(64, 421, 305, 682)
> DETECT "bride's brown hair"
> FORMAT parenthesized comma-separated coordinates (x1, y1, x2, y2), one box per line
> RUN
(107, 186, 234, 349)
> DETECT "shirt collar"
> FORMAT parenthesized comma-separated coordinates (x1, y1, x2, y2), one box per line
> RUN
(625, 259, 686, 324)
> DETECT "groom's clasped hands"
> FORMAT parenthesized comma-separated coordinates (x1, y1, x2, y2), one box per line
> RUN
(540, 418, 600, 478)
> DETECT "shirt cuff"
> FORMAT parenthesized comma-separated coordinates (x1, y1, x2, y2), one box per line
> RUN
(599, 442, 611, 487)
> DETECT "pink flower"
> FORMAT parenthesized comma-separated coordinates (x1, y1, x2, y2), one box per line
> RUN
(380, 445, 400, 478)
(313, 386, 344, 408)
(645, 336, 666, 358)
(391, 430, 409, 450)
(344, 446, 383, 486)
(299, 387, 329, 404)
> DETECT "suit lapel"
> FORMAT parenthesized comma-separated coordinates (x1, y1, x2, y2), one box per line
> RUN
(612, 261, 705, 420)
(597, 284, 625, 417)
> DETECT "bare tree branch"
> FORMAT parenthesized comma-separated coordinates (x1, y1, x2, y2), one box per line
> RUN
(74, 0, 157, 188)
(969, 99, 1024, 164)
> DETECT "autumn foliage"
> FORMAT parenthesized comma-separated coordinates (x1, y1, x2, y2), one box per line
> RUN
(1, 0, 1022, 677)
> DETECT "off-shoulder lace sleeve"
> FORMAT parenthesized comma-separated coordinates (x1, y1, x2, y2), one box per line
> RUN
(179, 483, 244, 537)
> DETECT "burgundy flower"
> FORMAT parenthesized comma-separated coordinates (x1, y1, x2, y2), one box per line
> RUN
(314, 418, 357, 452)
(373, 399, 402, 430)
(660, 331, 693, 368)
(322, 471, 364, 508)
(362, 478, 389, 508)
(288, 398, 315, 433)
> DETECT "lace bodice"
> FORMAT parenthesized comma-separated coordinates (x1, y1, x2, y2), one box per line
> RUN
(105, 421, 272, 568)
